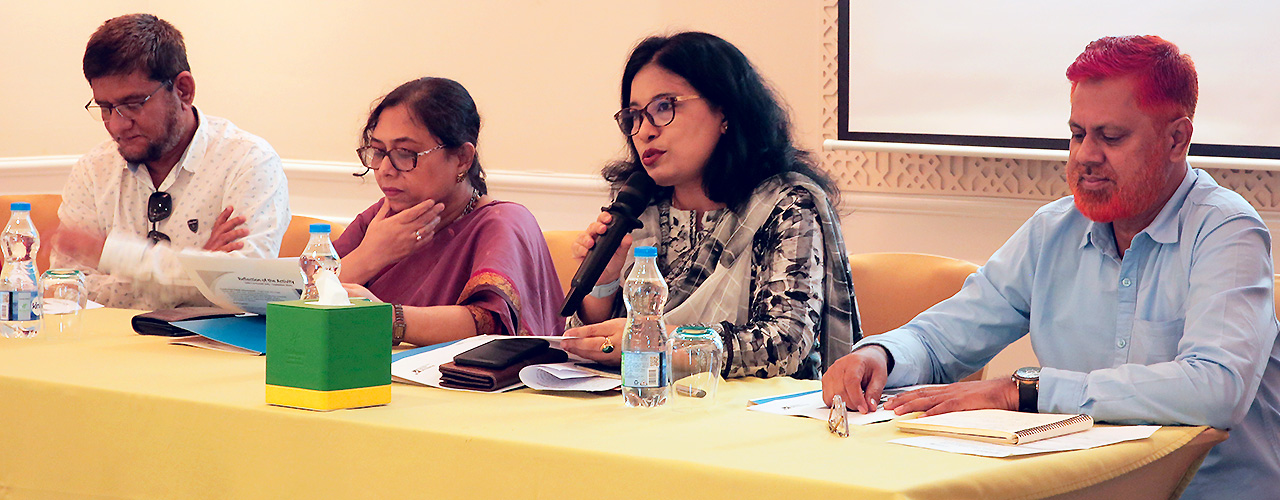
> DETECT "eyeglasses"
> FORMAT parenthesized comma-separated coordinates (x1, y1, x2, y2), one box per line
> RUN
(613, 95, 703, 136)
(147, 191, 172, 243)
(354, 144, 446, 176)
(828, 394, 850, 438)
(85, 81, 172, 122)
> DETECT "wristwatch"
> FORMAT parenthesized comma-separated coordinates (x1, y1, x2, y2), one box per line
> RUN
(1012, 366, 1040, 413)
(391, 304, 406, 346)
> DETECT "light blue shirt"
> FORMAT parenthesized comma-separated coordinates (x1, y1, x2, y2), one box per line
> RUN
(863, 167, 1280, 498)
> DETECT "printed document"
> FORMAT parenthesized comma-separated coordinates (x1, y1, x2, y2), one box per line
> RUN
(177, 254, 303, 315)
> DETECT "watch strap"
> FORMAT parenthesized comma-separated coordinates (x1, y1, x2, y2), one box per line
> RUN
(1015, 373, 1038, 413)
(392, 304, 406, 346)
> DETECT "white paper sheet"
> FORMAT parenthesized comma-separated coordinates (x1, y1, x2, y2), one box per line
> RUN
(42, 299, 104, 315)
(170, 334, 260, 355)
(519, 362, 621, 392)
(891, 425, 1161, 457)
(746, 384, 945, 425)
(747, 390, 898, 425)
(177, 254, 303, 315)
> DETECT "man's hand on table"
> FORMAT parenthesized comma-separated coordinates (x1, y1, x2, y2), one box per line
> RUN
(882, 378, 1019, 417)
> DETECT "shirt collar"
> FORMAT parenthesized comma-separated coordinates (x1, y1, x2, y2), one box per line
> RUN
(1142, 164, 1196, 245)
(124, 106, 209, 182)
(1079, 163, 1195, 254)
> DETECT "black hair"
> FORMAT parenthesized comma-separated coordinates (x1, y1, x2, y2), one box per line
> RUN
(83, 13, 189, 83)
(603, 31, 837, 210)
(362, 77, 487, 195)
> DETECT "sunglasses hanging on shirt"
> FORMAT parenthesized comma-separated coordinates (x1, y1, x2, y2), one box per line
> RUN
(148, 191, 172, 243)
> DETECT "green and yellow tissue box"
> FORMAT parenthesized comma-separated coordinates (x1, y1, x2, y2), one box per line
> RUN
(265, 299, 392, 410)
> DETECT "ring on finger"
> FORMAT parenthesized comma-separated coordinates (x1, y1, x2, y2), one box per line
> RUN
(414, 230, 422, 241)
(601, 337, 614, 354)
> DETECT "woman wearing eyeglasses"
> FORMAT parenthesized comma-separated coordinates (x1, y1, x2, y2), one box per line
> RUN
(335, 77, 564, 345)
(561, 32, 860, 379)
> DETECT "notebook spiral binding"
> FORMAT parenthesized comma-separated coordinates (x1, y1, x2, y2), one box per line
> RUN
(1014, 414, 1094, 439)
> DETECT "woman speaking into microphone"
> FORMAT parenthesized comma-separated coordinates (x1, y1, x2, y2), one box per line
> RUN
(561, 32, 860, 379)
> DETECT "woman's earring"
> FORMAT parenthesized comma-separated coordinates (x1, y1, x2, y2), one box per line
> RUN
(720, 121, 729, 133)
(456, 171, 466, 183)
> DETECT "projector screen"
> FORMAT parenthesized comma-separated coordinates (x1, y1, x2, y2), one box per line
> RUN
(837, 0, 1280, 159)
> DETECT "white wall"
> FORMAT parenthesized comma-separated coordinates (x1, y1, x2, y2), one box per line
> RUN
(0, 1, 824, 172)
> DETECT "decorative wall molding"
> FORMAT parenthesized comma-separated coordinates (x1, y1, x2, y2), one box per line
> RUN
(0, 155, 611, 232)
(818, 0, 1280, 212)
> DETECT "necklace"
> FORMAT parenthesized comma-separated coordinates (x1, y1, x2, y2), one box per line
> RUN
(460, 189, 479, 217)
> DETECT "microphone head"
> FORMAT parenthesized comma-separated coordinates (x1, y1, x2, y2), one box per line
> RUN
(611, 170, 658, 218)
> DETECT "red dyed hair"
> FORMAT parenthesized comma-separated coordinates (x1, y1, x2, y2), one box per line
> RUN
(1066, 35, 1198, 120)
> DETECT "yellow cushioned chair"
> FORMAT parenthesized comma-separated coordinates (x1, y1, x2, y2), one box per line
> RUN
(542, 230, 579, 296)
(848, 252, 983, 379)
(0, 194, 63, 274)
(279, 216, 348, 258)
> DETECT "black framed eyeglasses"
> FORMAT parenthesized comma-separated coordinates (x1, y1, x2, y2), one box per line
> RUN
(613, 95, 702, 136)
(353, 144, 446, 176)
(85, 80, 172, 122)
(147, 191, 172, 243)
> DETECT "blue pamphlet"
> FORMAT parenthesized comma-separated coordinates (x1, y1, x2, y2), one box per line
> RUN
(748, 389, 821, 406)
(391, 339, 461, 362)
(172, 315, 267, 355)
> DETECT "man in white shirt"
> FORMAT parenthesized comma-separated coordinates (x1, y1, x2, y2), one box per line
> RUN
(52, 14, 290, 310)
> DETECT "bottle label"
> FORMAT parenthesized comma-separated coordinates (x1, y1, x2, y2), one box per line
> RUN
(622, 351, 669, 388)
(3, 290, 38, 321)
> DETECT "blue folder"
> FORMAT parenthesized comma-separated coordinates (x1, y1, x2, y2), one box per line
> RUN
(172, 315, 267, 355)
(391, 339, 461, 362)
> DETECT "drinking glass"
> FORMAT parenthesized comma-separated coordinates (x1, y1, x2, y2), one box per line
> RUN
(670, 325, 725, 409)
(40, 269, 87, 338)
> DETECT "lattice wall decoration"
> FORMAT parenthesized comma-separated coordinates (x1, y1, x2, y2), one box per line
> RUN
(818, 0, 1280, 211)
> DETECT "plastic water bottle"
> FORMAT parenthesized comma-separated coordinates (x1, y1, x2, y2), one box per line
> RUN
(621, 246, 670, 407)
(299, 223, 341, 301)
(1, 202, 41, 338)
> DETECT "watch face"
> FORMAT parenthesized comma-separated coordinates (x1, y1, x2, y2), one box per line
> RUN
(1015, 367, 1041, 380)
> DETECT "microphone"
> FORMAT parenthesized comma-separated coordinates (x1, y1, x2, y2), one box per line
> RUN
(559, 170, 658, 317)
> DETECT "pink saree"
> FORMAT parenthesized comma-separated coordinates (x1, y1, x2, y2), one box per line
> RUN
(334, 200, 564, 337)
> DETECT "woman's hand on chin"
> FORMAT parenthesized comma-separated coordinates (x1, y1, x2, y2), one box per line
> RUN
(561, 317, 627, 365)
(359, 198, 445, 266)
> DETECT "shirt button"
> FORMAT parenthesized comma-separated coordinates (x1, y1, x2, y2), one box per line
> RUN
(1120, 278, 1132, 287)
(1117, 339, 1128, 348)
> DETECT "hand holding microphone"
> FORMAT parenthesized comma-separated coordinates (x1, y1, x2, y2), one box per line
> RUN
(571, 212, 633, 286)
(559, 170, 658, 317)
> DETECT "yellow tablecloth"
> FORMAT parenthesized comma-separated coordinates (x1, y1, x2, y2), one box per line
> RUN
(0, 309, 1205, 500)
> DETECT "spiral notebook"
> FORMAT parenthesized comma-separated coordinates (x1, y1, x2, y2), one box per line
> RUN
(895, 409, 1094, 445)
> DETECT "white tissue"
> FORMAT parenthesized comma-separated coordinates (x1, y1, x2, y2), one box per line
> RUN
(314, 269, 352, 306)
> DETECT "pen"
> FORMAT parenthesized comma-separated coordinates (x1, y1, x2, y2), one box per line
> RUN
(675, 384, 707, 398)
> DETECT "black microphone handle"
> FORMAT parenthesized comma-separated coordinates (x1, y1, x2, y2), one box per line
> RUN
(559, 208, 643, 317)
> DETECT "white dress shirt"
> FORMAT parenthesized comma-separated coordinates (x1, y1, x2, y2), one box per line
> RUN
(53, 108, 290, 310)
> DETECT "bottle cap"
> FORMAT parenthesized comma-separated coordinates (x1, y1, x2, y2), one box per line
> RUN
(10, 202, 31, 211)
(633, 246, 657, 258)
(309, 223, 331, 234)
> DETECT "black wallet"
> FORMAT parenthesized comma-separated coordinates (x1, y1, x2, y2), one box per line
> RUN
(453, 338, 551, 369)
(131, 306, 239, 336)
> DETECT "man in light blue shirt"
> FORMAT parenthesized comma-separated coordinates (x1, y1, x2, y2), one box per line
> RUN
(822, 36, 1279, 498)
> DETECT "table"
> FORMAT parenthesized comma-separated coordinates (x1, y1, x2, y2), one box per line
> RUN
(0, 309, 1223, 500)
